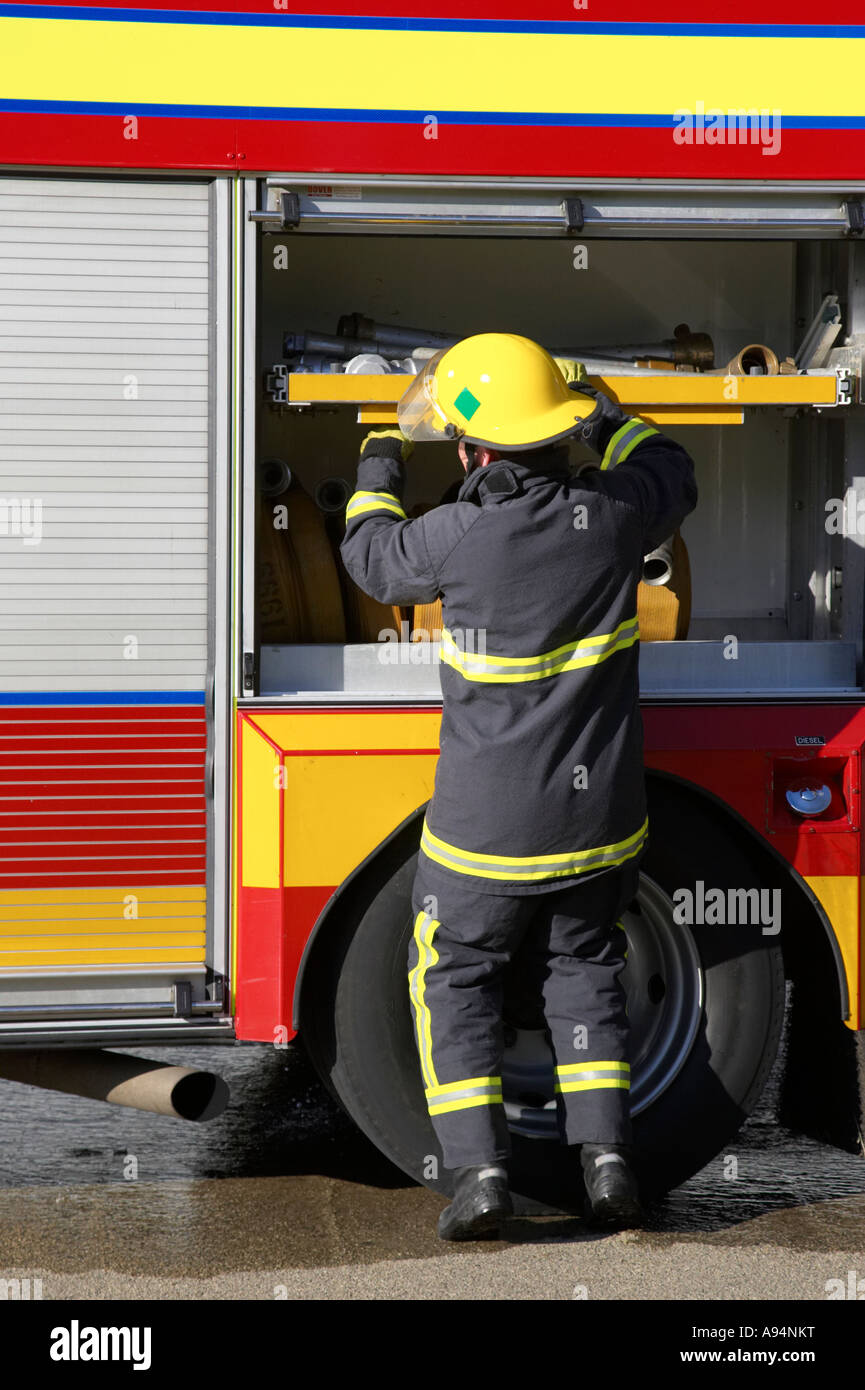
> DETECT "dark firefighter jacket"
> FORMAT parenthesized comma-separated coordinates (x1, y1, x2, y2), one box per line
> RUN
(340, 416, 698, 895)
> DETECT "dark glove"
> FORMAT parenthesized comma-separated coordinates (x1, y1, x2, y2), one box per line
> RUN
(360, 428, 415, 463)
(568, 381, 632, 455)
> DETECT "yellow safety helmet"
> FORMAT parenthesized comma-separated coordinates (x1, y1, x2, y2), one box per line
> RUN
(397, 332, 597, 451)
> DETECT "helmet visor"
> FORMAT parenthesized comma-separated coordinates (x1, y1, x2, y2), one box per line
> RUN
(397, 350, 460, 442)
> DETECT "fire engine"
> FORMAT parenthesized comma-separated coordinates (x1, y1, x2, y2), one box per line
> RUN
(1, 0, 864, 1209)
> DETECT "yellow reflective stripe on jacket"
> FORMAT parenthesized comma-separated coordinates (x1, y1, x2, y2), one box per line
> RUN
(408, 910, 440, 1088)
(425, 1075, 503, 1116)
(439, 615, 639, 684)
(600, 418, 659, 471)
(555, 1060, 631, 1094)
(345, 490, 407, 522)
(420, 816, 648, 882)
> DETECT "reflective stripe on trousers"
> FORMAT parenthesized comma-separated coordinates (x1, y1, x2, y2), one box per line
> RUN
(555, 1060, 631, 1093)
(425, 1076, 504, 1115)
(407, 854, 640, 1169)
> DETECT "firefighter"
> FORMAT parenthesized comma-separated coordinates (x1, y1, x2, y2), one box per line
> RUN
(340, 333, 697, 1239)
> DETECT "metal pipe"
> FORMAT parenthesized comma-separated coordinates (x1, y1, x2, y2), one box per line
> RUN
(286, 331, 397, 359)
(725, 343, 780, 376)
(338, 314, 458, 350)
(288, 327, 713, 371)
(343, 353, 399, 375)
(267, 174, 865, 193)
(642, 536, 676, 587)
(338, 322, 716, 369)
(0, 1049, 229, 1121)
(0, 1000, 222, 1019)
(276, 206, 854, 238)
(552, 327, 714, 370)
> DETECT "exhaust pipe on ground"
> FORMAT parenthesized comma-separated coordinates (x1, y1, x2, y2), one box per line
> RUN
(0, 1049, 229, 1122)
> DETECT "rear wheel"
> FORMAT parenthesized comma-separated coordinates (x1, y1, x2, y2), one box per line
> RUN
(302, 785, 785, 1208)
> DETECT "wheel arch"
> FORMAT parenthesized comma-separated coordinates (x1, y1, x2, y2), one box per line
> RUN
(645, 767, 849, 1021)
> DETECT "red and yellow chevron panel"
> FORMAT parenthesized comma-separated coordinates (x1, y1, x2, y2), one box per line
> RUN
(0, 2, 863, 177)
(0, 699, 207, 970)
(235, 706, 440, 1041)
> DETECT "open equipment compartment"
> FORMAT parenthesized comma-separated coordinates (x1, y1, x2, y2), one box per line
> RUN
(244, 181, 864, 701)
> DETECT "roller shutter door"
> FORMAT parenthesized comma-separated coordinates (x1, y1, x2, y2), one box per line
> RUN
(0, 177, 213, 1010)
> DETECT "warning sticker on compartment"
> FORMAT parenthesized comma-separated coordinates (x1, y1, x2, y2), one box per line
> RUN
(306, 184, 363, 200)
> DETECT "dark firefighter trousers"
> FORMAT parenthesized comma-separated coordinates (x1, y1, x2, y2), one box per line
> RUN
(408, 852, 642, 1171)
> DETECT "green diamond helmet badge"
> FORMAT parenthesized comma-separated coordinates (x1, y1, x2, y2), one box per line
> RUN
(453, 387, 481, 421)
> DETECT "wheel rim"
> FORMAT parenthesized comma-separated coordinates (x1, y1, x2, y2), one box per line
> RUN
(502, 872, 704, 1138)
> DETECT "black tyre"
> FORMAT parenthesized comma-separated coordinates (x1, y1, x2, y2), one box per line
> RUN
(302, 780, 785, 1209)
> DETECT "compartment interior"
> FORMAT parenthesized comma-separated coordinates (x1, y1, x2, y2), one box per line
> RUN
(250, 227, 859, 697)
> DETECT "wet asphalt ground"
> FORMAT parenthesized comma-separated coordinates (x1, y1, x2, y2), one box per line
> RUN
(1, 1022, 865, 1300)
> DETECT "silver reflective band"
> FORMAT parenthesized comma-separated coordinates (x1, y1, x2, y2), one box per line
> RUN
(426, 1082, 502, 1103)
(421, 817, 648, 882)
(425, 1076, 504, 1114)
(345, 490, 408, 522)
(557, 1069, 630, 1084)
(439, 616, 639, 684)
(601, 419, 659, 471)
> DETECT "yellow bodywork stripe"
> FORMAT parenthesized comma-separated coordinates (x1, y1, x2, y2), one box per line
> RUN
(241, 719, 281, 889)
(802, 874, 860, 1030)
(345, 491, 407, 521)
(0, 887, 204, 907)
(0, 948, 205, 967)
(0, 886, 206, 970)
(408, 910, 440, 1088)
(4, 19, 862, 119)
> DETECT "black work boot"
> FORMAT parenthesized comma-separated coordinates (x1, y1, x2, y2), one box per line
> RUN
(437, 1164, 513, 1241)
(580, 1144, 643, 1229)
